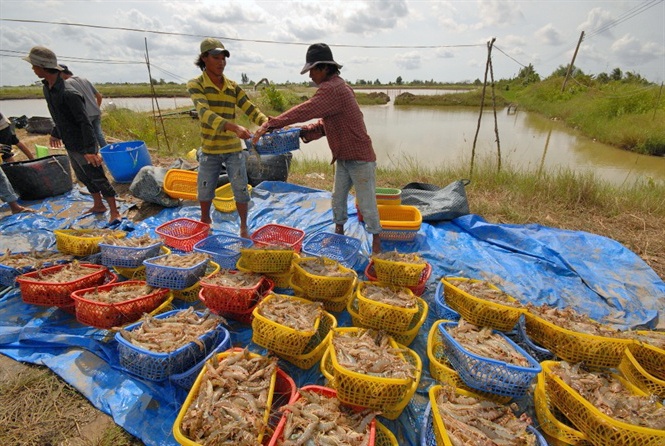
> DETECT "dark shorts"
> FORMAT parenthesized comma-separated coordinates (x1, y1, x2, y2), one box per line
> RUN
(1, 145, 13, 161)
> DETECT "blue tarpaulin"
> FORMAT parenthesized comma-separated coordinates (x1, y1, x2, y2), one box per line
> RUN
(1, 181, 663, 445)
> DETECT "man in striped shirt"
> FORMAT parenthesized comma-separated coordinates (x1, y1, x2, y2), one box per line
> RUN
(187, 38, 268, 238)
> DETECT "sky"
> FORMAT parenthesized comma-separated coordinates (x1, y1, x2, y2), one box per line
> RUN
(1, 0, 664, 87)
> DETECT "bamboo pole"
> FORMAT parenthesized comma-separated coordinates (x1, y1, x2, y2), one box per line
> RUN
(470, 37, 495, 177)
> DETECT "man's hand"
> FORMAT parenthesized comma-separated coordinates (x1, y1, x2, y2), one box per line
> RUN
(49, 136, 62, 148)
(84, 153, 103, 168)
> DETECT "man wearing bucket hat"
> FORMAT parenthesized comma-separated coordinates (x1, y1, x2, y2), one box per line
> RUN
(23, 46, 121, 224)
(188, 38, 268, 237)
(253, 43, 382, 253)
(0, 113, 35, 163)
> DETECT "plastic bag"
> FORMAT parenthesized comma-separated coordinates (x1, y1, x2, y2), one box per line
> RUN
(400, 179, 470, 222)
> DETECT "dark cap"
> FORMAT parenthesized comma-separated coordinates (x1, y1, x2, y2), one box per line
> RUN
(300, 43, 342, 75)
(60, 64, 73, 75)
(200, 38, 230, 57)
(22, 46, 64, 70)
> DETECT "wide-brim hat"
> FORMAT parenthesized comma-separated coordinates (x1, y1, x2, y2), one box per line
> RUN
(300, 43, 342, 74)
(200, 38, 230, 57)
(22, 46, 64, 70)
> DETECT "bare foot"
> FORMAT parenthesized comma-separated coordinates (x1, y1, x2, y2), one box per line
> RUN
(372, 237, 382, 254)
(335, 224, 344, 235)
(109, 212, 122, 224)
(201, 217, 212, 225)
(240, 226, 249, 239)
(86, 206, 107, 214)
(11, 205, 36, 214)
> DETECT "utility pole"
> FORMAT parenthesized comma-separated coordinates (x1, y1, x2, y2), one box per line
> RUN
(561, 31, 585, 92)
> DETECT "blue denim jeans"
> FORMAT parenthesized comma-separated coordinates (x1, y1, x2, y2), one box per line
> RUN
(0, 168, 19, 204)
(197, 151, 250, 202)
(332, 160, 382, 234)
(90, 115, 107, 148)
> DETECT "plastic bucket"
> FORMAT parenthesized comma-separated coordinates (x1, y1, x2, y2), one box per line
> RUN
(0, 154, 73, 200)
(100, 140, 152, 183)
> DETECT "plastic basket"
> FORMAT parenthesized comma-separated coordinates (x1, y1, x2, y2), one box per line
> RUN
(112, 246, 170, 280)
(168, 331, 232, 390)
(619, 347, 665, 400)
(377, 204, 422, 241)
(524, 311, 634, 369)
(433, 279, 461, 320)
(541, 360, 665, 446)
(163, 169, 197, 200)
(276, 310, 338, 370)
(507, 314, 554, 363)
(356, 281, 419, 332)
(442, 277, 526, 332)
(252, 293, 322, 357)
(375, 422, 398, 446)
(239, 247, 296, 274)
(268, 384, 375, 446)
(199, 273, 274, 313)
(155, 218, 210, 252)
(291, 256, 357, 299)
(628, 332, 665, 381)
(143, 254, 210, 290)
(533, 372, 593, 446)
(170, 262, 220, 302)
(192, 233, 252, 269)
(291, 276, 355, 313)
(0, 251, 72, 287)
(348, 294, 428, 347)
(212, 183, 252, 213)
(99, 240, 163, 269)
(210, 293, 262, 324)
(371, 256, 428, 287)
(173, 348, 277, 445)
(116, 309, 228, 382)
(235, 255, 295, 288)
(365, 260, 431, 297)
(327, 327, 421, 414)
(244, 128, 301, 155)
(71, 281, 170, 329)
(437, 321, 542, 398)
(17, 263, 111, 307)
(375, 187, 401, 200)
(54, 229, 127, 256)
(250, 223, 305, 252)
(301, 231, 361, 268)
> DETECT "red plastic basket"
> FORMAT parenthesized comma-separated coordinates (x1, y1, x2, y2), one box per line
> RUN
(365, 260, 432, 296)
(17, 263, 111, 307)
(250, 223, 305, 253)
(155, 218, 210, 252)
(201, 292, 265, 325)
(199, 273, 274, 313)
(71, 281, 170, 329)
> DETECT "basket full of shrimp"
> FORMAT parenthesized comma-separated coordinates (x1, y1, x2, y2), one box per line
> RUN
(291, 256, 358, 300)
(371, 251, 427, 287)
(99, 234, 163, 269)
(199, 270, 274, 314)
(54, 228, 127, 257)
(143, 252, 210, 290)
(115, 307, 228, 382)
(0, 250, 73, 287)
(356, 281, 419, 332)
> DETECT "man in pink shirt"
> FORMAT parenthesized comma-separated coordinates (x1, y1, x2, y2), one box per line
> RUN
(253, 43, 382, 253)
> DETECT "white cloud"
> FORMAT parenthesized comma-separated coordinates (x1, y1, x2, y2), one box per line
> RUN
(394, 51, 421, 70)
(611, 33, 665, 66)
(579, 7, 615, 37)
(476, 0, 525, 28)
(535, 24, 564, 46)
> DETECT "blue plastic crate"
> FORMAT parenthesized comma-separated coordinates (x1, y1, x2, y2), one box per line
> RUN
(507, 314, 554, 363)
(0, 251, 72, 287)
(115, 309, 228, 382)
(100, 240, 163, 269)
(434, 280, 461, 321)
(169, 329, 231, 390)
(437, 321, 542, 399)
(244, 128, 300, 155)
(143, 254, 209, 290)
(193, 233, 253, 270)
(301, 231, 361, 268)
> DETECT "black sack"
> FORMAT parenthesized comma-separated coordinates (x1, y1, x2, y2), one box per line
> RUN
(1, 155, 73, 200)
(400, 179, 471, 222)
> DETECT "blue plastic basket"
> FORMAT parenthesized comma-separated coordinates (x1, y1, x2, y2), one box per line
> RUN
(193, 233, 253, 270)
(100, 240, 163, 269)
(0, 251, 74, 287)
(437, 321, 542, 398)
(301, 231, 361, 268)
(143, 254, 209, 290)
(169, 329, 232, 390)
(244, 128, 300, 155)
(506, 314, 554, 363)
(115, 309, 228, 382)
(434, 280, 461, 321)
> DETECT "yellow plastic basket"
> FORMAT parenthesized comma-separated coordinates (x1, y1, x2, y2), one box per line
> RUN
(542, 360, 665, 446)
(377, 204, 422, 229)
(348, 294, 428, 346)
(171, 261, 220, 302)
(628, 331, 665, 381)
(619, 347, 665, 400)
(291, 256, 358, 299)
(374, 421, 399, 446)
(239, 247, 295, 274)
(356, 281, 419, 332)
(533, 372, 592, 445)
(163, 169, 198, 200)
(212, 183, 253, 213)
(54, 229, 126, 256)
(252, 294, 322, 357)
(524, 312, 633, 369)
(277, 310, 337, 370)
(290, 277, 355, 313)
(441, 277, 526, 332)
(173, 349, 276, 445)
(372, 256, 427, 287)
(326, 327, 421, 415)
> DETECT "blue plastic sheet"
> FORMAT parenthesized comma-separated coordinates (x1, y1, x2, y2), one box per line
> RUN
(1, 181, 664, 446)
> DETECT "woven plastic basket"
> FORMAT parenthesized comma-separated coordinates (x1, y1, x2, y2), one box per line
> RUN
(17, 263, 111, 307)
(212, 183, 253, 213)
(374, 421, 398, 446)
(627, 331, 665, 381)
(170, 261, 220, 302)
(524, 311, 634, 369)
(371, 256, 427, 287)
(250, 223, 305, 252)
(442, 277, 526, 332)
(437, 321, 542, 398)
(541, 360, 665, 446)
(207, 293, 263, 324)
(163, 168, 197, 200)
(0, 251, 72, 287)
(99, 239, 163, 269)
(71, 281, 170, 329)
(506, 314, 554, 363)
(291, 256, 358, 299)
(168, 331, 232, 390)
(619, 347, 665, 400)
(377, 204, 422, 242)
(155, 218, 210, 252)
(193, 233, 252, 269)
(244, 128, 301, 155)
(365, 260, 431, 296)
(275, 310, 337, 370)
(116, 309, 228, 382)
(251, 294, 322, 357)
(235, 256, 295, 288)
(199, 273, 274, 314)
(54, 229, 126, 256)
(143, 253, 209, 290)
(356, 281, 419, 332)
(433, 279, 461, 321)
(301, 231, 361, 268)
(290, 277, 354, 313)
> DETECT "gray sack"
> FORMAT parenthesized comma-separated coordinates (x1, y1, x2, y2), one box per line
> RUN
(400, 179, 471, 222)
(129, 166, 180, 207)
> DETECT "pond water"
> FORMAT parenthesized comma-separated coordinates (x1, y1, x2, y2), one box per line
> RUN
(2, 92, 663, 187)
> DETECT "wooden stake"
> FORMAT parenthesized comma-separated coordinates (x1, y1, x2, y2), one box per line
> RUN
(561, 31, 585, 93)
